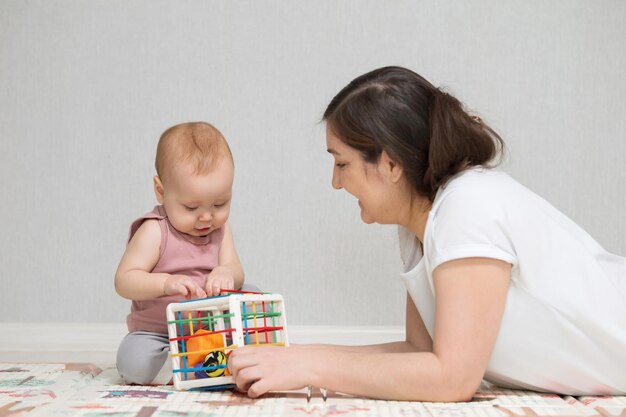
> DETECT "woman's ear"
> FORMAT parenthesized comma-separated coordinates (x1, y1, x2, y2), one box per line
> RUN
(379, 150, 404, 183)
(153, 176, 165, 204)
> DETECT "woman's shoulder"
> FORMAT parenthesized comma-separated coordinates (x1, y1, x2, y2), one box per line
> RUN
(425, 167, 532, 245)
(440, 166, 515, 193)
(424, 168, 521, 271)
(432, 167, 520, 214)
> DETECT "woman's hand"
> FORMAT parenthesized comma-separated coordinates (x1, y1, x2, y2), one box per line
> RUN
(228, 345, 314, 398)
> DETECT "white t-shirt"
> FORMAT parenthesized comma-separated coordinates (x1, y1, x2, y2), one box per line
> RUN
(399, 167, 626, 395)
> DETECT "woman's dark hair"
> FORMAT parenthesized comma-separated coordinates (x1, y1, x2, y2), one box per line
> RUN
(323, 66, 504, 201)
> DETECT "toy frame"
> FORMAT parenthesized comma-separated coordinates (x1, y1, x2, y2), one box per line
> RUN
(166, 291, 289, 391)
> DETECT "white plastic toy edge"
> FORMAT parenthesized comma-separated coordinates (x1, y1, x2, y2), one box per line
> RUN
(166, 293, 288, 391)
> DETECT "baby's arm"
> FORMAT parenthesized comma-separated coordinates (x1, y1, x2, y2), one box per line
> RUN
(205, 222, 245, 296)
(115, 220, 207, 300)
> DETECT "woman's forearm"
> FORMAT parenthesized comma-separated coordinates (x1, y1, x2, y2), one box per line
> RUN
(301, 341, 419, 354)
(306, 346, 476, 402)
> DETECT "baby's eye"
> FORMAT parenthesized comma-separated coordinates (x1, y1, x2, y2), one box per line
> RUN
(183, 205, 197, 211)
(214, 202, 228, 208)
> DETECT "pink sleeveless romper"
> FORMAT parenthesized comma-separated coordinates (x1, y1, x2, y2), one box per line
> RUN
(125, 205, 224, 334)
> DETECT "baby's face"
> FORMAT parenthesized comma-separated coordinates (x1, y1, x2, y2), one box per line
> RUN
(156, 159, 234, 237)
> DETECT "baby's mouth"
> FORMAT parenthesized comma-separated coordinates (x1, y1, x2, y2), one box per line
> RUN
(196, 226, 212, 234)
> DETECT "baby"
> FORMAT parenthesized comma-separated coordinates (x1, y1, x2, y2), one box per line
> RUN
(115, 121, 245, 385)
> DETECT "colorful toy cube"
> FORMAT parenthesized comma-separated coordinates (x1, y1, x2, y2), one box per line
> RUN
(166, 290, 289, 391)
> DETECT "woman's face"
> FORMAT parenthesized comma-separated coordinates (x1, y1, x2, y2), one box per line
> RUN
(326, 126, 398, 224)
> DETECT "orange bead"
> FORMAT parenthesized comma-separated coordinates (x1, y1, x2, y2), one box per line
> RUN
(186, 329, 225, 366)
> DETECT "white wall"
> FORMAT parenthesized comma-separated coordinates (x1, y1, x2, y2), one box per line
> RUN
(1, 1, 624, 327)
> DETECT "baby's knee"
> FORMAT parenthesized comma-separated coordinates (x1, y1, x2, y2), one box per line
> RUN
(116, 332, 169, 385)
(117, 357, 158, 385)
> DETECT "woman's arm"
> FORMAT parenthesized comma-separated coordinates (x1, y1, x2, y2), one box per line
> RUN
(429, 257, 511, 399)
(228, 257, 510, 401)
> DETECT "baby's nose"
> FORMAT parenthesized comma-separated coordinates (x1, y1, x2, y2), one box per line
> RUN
(199, 211, 213, 221)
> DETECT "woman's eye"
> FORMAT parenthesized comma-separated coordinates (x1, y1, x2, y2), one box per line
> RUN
(336, 163, 347, 169)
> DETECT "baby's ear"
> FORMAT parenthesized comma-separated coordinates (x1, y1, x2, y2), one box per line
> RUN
(153, 175, 165, 204)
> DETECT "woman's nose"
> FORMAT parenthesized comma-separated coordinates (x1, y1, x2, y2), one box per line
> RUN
(332, 170, 342, 190)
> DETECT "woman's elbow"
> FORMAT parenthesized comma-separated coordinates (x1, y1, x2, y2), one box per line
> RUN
(441, 374, 481, 402)
(427, 365, 482, 402)
(445, 385, 479, 402)
(425, 384, 477, 402)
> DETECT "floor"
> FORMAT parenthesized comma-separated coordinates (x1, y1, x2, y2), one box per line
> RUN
(1, 362, 625, 417)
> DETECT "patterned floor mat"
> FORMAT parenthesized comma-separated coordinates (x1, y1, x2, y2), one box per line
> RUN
(1, 363, 624, 416)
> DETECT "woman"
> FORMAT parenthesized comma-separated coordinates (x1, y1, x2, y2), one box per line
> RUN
(228, 66, 626, 401)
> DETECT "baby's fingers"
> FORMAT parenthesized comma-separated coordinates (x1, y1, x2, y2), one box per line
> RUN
(204, 280, 220, 297)
(211, 280, 222, 296)
(195, 286, 207, 298)
(181, 280, 205, 299)
(188, 283, 206, 299)
(175, 283, 189, 296)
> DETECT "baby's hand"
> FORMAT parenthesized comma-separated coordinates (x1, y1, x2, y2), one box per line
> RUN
(205, 267, 235, 297)
(163, 275, 207, 299)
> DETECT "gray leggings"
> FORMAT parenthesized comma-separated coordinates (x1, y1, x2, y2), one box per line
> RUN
(117, 284, 260, 385)
(116, 331, 172, 385)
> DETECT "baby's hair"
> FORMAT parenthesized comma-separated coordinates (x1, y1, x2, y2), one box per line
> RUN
(155, 122, 233, 183)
